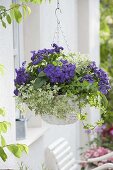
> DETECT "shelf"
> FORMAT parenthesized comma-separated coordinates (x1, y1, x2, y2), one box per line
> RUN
(16, 126, 49, 146)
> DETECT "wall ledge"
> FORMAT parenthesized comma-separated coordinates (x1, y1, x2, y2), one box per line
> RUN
(16, 126, 49, 146)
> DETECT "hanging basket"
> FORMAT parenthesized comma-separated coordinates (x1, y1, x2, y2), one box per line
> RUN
(34, 95, 79, 125)
(41, 113, 77, 125)
(14, 44, 110, 127)
(41, 96, 79, 125)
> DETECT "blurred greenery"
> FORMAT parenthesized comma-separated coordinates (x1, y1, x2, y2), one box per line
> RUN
(100, 0, 113, 124)
(0, 0, 52, 28)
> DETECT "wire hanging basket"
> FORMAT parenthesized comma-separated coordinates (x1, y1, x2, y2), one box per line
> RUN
(14, 0, 110, 127)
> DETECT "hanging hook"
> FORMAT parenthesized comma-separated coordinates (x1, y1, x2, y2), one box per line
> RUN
(53, 0, 71, 51)
(55, 9, 62, 24)
(55, 0, 62, 25)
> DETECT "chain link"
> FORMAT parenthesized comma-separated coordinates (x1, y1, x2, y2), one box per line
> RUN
(52, 0, 71, 52)
(58, 21, 71, 52)
(57, 0, 60, 9)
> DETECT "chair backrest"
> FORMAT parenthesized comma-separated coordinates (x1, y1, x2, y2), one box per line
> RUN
(45, 138, 78, 170)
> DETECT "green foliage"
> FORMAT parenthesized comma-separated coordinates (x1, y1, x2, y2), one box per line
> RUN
(18, 162, 49, 170)
(41, 164, 49, 170)
(0, 0, 52, 28)
(34, 76, 47, 89)
(0, 110, 29, 162)
(0, 108, 6, 116)
(15, 52, 108, 128)
(7, 144, 28, 158)
(18, 162, 31, 170)
(0, 109, 29, 161)
(100, 0, 113, 124)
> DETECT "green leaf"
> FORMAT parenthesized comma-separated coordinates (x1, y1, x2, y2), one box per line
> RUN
(83, 124, 95, 130)
(0, 147, 7, 161)
(14, 9, 22, 23)
(33, 77, 46, 89)
(0, 15, 2, 20)
(17, 144, 29, 154)
(7, 144, 21, 158)
(0, 6, 6, 10)
(6, 14, 11, 24)
(7, 144, 29, 158)
(0, 121, 11, 133)
(0, 108, 6, 116)
(22, 5, 27, 18)
(96, 119, 104, 126)
(2, 20, 6, 28)
(38, 71, 46, 77)
(101, 93, 108, 109)
(27, 6, 31, 15)
(1, 135, 6, 147)
(77, 113, 87, 121)
(31, 0, 43, 4)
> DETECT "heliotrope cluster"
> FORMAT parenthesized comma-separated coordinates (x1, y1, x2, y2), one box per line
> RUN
(80, 74, 94, 84)
(88, 61, 111, 94)
(14, 44, 111, 126)
(31, 43, 63, 65)
(14, 62, 29, 85)
(44, 61, 76, 83)
(14, 62, 29, 96)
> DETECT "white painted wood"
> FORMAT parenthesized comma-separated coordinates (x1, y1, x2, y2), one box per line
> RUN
(58, 152, 73, 168)
(47, 138, 113, 170)
(48, 138, 65, 151)
(69, 164, 78, 170)
(53, 141, 69, 155)
(77, 0, 100, 149)
(61, 158, 75, 170)
(88, 152, 113, 163)
(92, 163, 113, 170)
(17, 127, 49, 146)
(46, 138, 78, 170)
(56, 146, 71, 161)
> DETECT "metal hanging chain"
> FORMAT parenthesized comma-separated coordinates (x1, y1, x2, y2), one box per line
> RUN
(52, 0, 61, 45)
(52, 0, 71, 52)
(58, 21, 71, 52)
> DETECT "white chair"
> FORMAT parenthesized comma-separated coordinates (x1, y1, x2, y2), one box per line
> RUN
(45, 138, 113, 170)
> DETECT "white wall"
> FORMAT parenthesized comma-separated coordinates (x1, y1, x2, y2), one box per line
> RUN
(0, 0, 16, 169)
(22, 1, 79, 170)
(78, 0, 100, 147)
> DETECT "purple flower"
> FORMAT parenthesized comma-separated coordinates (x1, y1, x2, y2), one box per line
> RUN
(32, 56, 44, 65)
(31, 51, 36, 61)
(14, 62, 29, 86)
(95, 126, 104, 133)
(88, 61, 111, 94)
(101, 124, 107, 130)
(85, 129, 91, 134)
(14, 89, 19, 96)
(60, 59, 68, 64)
(52, 43, 64, 53)
(44, 61, 76, 84)
(80, 74, 94, 83)
(37, 68, 42, 73)
(88, 61, 98, 71)
(30, 44, 64, 63)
